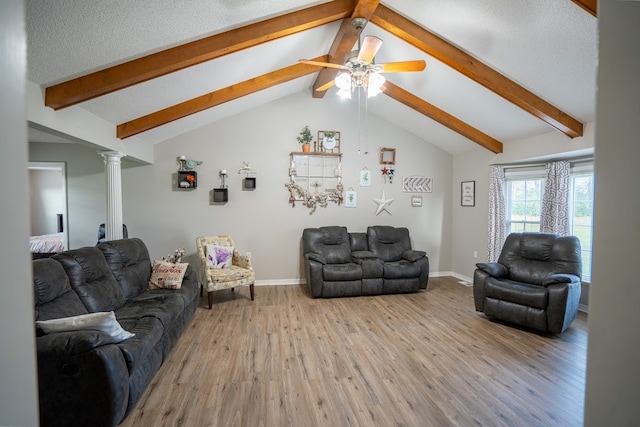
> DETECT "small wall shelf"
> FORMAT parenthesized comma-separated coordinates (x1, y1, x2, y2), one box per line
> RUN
(178, 171, 197, 189)
(244, 177, 256, 190)
(213, 188, 228, 203)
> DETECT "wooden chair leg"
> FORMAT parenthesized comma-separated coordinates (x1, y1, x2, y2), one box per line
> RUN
(208, 291, 213, 309)
(250, 283, 255, 301)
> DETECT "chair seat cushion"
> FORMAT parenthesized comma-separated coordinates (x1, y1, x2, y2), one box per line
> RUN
(322, 263, 362, 281)
(485, 277, 548, 309)
(383, 260, 421, 279)
(208, 265, 253, 282)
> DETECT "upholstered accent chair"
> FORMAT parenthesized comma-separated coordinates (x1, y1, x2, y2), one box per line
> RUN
(196, 235, 255, 309)
(473, 232, 582, 334)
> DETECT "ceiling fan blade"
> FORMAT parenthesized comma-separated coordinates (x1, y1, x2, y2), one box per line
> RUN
(377, 60, 427, 73)
(316, 80, 335, 92)
(357, 36, 383, 65)
(298, 59, 347, 70)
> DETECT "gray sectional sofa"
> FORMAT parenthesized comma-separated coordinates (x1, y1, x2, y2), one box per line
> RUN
(33, 238, 199, 427)
(302, 226, 429, 298)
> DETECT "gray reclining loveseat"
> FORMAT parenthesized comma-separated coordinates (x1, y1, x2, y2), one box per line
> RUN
(302, 225, 429, 298)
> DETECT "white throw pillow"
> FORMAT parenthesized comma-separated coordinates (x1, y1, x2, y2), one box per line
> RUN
(205, 244, 234, 269)
(36, 311, 134, 342)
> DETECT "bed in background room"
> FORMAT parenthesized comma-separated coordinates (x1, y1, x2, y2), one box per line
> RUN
(29, 232, 65, 259)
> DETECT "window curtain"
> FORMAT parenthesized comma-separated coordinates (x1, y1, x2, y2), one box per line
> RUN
(541, 160, 570, 235)
(487, 165, 506, 262)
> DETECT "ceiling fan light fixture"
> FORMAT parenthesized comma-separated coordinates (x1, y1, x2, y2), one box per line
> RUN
(337, 87, 351, 100)
(367, 72, 385, 98)
(335, 72, 351, 90)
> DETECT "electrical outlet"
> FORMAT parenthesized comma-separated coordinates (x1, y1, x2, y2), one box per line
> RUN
(473, 251, 478, 258)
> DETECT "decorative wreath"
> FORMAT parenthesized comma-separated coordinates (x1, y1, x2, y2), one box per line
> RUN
(285, 182, 344, 214)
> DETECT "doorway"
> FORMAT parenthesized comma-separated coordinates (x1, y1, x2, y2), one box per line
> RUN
(28, 162, 69, 250)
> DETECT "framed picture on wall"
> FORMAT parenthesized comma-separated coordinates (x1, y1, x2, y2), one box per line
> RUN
(461, 181, 475, 206)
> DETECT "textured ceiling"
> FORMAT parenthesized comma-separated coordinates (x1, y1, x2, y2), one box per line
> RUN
(26, 0, 598, 155)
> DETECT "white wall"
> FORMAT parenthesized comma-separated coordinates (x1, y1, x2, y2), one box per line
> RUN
(0, 0, 40, 425)
(584, 1, 640, 424)
(451, 123, 595, 280)
(121, 91, 453, 282)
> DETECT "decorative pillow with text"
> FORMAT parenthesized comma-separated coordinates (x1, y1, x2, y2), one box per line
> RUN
(206, 244, 234, 269)
(148, 260, 188, 290)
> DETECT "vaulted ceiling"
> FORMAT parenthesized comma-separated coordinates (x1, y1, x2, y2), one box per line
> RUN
(26, 0, 598, 155)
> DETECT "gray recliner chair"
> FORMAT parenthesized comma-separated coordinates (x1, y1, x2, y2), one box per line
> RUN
(473, 232, 582, 334)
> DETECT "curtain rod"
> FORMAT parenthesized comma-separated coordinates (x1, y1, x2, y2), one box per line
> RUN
(492, 156, 594, 169)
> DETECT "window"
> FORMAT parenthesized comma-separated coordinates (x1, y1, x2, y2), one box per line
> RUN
(505, 175, 544, 234)
(503, 163, 594, 281)
(570, 167, 594, 280)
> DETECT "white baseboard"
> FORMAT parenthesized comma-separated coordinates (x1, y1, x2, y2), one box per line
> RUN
(255, 279, 302, 286)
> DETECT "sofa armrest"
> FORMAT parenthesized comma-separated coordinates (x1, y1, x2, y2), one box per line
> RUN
(402, 250, 426, 262)
(37, 330, 117, 356)
(36, 332, 130, 426)
(475, 262, 508, 278)
(542, 273, 581, 287)
(351, 250, 378, 260)
(305, 252, 327, 265)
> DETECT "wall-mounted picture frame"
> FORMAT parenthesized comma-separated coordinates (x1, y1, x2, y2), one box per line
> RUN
(461, 181, 475, 206)
(359, 169, 371, 187)
(411, 195, 423, 207)
(344, 189, 357, 208)
(318, 131, 341, 153)
(380, 147, 396, 165)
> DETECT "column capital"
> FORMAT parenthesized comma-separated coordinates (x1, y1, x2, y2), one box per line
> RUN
(99, 151, 126, 163)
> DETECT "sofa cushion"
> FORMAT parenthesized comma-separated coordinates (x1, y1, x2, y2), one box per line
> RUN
(349, 232, 368, 251)
(383, 260, 421, 279)
(322, 263, 362, 281)
(98, 238, 152, 300)
(33, 258, 88, 321)
(367, 226, 412, 262)
(115, 316, 164, 373)
(115, 292, 185, 330)
(485, 277, 548, 309)
(53, 247, 126, 313)
(303, 226, 352, 264)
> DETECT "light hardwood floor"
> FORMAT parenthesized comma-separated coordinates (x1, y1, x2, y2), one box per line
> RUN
(120, 277, 587, 427)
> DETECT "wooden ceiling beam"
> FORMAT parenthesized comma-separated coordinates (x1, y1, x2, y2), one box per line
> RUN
(116, 56, 329, 139)
(371, 5, 584, 139)
(45, 0, 355, 110)
(383, 81, 503, 154)
(571, 0, 597, 17)
(312, 0, 381, 98)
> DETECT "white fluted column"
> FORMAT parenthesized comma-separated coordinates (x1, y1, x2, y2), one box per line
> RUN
(99, 151, 126, 241)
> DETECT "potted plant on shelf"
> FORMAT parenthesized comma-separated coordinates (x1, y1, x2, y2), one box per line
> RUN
(297, 125, 314, 153)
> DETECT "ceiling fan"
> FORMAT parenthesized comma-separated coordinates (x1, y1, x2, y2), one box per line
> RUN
(299, 18, 427, 98)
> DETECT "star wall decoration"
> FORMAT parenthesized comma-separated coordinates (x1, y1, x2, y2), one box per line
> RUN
(373, 190, 394, 215)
